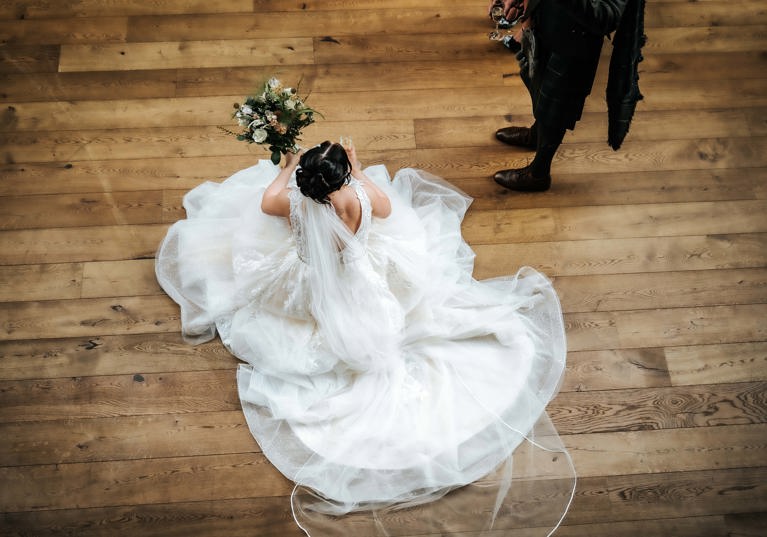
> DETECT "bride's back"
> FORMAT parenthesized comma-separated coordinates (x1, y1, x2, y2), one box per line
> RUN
(328, 185, 363, 234)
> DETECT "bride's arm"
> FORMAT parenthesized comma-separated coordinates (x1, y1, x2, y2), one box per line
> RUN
(357, 170, 392, 219)
(261, 151, 301, 217)
(345, 144, 392, 219)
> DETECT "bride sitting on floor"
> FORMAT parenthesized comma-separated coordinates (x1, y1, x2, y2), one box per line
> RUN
(155, 139, 574, 536)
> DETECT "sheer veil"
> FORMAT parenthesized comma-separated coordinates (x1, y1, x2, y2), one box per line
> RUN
(299, 191, 404, 372)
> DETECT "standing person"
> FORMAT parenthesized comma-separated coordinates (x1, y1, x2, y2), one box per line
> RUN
(155, 140, 574, 535)
(490, 0, 645, 192)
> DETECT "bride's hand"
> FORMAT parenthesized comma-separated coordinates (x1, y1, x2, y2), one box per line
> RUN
(285, 148, 303, 169)
(342, 140, 362, 175)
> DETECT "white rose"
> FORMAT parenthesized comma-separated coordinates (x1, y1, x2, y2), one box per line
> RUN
(251, 128, 268, 143)
(240, 105, 253, 115)
(268, 78, 281, 89)
(285, 99, 297, 110)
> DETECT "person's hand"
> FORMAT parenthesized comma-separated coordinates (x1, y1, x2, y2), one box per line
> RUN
(488, 0, 524, 21)
(341, 138, 362, 175)
(284, 147, 303, 169)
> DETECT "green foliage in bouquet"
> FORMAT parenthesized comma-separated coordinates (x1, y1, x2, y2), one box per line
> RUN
(226, 77, 321, 165)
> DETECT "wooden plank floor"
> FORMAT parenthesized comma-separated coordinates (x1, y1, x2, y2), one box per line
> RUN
(1, 0, 766, 535)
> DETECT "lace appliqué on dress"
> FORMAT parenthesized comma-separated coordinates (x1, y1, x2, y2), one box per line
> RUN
(348, 178, 372, 244)
(289, 187, 309, 262)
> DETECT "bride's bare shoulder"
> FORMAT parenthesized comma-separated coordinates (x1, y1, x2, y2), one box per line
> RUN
(331, 185, 360, 208)
(328, 186, 362, 229)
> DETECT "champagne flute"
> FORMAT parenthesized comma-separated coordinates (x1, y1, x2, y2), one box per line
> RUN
(339, 136, 361, 174)
(339, 136, 353, 150)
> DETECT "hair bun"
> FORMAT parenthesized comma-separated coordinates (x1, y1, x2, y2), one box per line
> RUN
(295, 141, 352, 204)
(296, 169, 332, 203)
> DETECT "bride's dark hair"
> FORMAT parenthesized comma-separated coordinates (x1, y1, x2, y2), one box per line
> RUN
(296, 141, 352, 204)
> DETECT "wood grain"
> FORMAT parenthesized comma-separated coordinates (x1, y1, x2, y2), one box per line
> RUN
(0, 262, 83, 302)
(666, 341, 767, 386)
(555, 268, 767, 313)
(0, 191, 164, 229)
(0, 333, 235, 381)
(473, 233, 767, 279)
(0, 224, 169, 265)
(565, 423, 767, 477)
(0, 411, 253, 466)
(463, 200, 767, 244)
(0, 453, 292, 512)
(0, 16, 127, 45)
(564, 304, 767, 352)
(0, 0, 765, 534)
(0, 369, 238, 423)
(59, 38, 315, 72)
(0, 294, 180, 341)
(0, 70, 179, 102)
(0, 0, 254, 19)
(550, 381, 767, 435)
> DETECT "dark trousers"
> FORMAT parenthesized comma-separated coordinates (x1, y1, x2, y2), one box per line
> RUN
(519, 15, 604, 176)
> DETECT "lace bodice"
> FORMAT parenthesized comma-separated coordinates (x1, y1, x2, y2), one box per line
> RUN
(289, 178, 372, 263)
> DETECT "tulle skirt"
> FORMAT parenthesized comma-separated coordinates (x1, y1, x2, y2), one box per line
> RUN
(155, 161, 575, 536)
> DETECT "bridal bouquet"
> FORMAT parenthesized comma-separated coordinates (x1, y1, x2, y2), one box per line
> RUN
(227, 77, 320, 165)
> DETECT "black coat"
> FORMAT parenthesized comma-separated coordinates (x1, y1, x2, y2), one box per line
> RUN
(522, 0, 644, 146)
(606, 0, 646, 149)
(533, 0, 627, 57)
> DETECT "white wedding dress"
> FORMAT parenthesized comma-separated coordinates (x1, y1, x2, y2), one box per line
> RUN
(156, 160, 575, 536)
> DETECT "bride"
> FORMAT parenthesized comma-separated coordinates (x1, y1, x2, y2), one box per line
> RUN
(155, 140, 575, 536)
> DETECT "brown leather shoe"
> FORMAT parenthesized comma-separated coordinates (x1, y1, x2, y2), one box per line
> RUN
(493, 166, 551, 192)
(495, 126, 536, 149)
